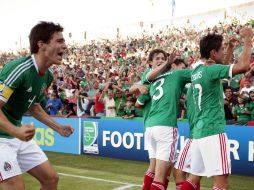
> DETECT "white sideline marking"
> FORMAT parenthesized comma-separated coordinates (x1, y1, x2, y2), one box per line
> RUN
(113, 184, 138, 190)
(59, 172, 141, 187)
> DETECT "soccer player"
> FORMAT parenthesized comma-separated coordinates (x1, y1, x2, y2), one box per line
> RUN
(174, 84, 202, 190)
(181, 27, 253, 190)
(131, 49, 176, 190)
(0, 21, 74, 190)
(142, 51, 192, 190)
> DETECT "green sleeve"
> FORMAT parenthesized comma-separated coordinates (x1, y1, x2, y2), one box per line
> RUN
(207, 64, 231, 80)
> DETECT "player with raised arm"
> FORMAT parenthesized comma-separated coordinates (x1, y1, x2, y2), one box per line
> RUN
(174, 36, 238, 190)
(180, 27, 253, 190)
(0, 21, 74, 190)
(141, 50, 192, 190)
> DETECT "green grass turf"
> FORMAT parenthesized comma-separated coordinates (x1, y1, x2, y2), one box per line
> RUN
(2, 151, 253, 190)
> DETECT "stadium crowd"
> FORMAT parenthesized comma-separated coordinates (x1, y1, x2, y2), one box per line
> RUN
(0, 17, 253, 125)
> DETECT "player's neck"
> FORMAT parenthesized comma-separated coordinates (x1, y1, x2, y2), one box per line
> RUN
(33, 54, 50, 74)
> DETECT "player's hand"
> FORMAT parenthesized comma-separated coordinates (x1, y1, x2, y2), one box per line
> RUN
(139, 85, 148, 94)
(168, 49, 178, 65)
(15, 123, 36, 142)
(240, 27, 253, 39)
(59, 125, 74, 137)
(228, 36, 239, 48)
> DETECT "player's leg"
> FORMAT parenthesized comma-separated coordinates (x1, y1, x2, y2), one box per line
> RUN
(174, 138, 193, 189)
(143, 128, 156, 190)
(152, 160, 171, 190)
(17, 139, 58, 190)
(151, 126, 178, 190)
(181, 174, 201, 190)
(0, 175, 25, 190)
(0, 138, 25, 190)
(181, 139, 203, 190)
(212, 174, 229, 190)
(173, 168, 187, 190)
(27, 161, 59, 190)
(201, 133, 231, 190)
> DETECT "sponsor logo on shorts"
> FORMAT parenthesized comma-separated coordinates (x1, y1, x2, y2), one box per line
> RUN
(3, 162, 12, 171)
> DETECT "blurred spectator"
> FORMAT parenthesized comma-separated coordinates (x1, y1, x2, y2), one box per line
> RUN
(102, 89, 116, 117)
(248, 91, 254, 121)
(76, 91, 89, 117)
(46, 92, 64, 115)
(233, 95, 250, 124)
(224, 87, 237, 122)
(115, 91, 126, 117)
(122, 100, 135, 119)
(240, 78, 254, 100)
(95, 89, 105, 117)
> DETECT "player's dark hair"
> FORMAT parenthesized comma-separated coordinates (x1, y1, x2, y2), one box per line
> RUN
(173, 58, 186, 66)
(200, 33, 223, 59)
(29, 21, 64, 53)
(147, 49, 167, 66)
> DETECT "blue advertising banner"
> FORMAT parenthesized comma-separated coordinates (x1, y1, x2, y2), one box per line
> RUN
(81, 119, 148, 161)
(82, 119, 254, 176)
(22, 116, 81, 154)
(22, 116, 254, 176)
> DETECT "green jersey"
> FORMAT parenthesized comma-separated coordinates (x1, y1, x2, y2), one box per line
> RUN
(233, 103, 250, 122)
(248, 101, 254, 120)
(137, 93, 151, 128)
(146, 69, 192, 128)
(186, 84, 194, 138)
(0, 55, 53, 138)
(141, 67, 152, 84)
(230, 74, 242, 90)
(191, 64, 232, 139)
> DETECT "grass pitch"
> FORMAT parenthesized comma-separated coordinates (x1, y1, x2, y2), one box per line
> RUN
(5, 152, 254, 190)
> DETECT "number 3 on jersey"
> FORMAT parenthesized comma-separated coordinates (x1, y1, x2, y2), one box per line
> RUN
(152, 78, 165, 100)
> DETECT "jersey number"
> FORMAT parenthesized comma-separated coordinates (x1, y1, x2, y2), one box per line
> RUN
(152, 78, 165, 100)
(194, 84, 202, 111)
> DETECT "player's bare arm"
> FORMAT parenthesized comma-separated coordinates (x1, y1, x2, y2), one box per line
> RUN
(28, 103, 74, 137)
(232, 27, 253, 76)
(147, 50, 177, 81)
(223, 36, 238, 64)
(129, 84, 148, 95)
(0, 100, 35, 141)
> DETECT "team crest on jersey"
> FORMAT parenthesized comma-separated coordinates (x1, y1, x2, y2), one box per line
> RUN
(3, 162, 12, 171)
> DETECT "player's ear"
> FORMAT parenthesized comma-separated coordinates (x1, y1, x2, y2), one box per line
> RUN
(37, 40, 46, 51)
(210, 49, 216, 59)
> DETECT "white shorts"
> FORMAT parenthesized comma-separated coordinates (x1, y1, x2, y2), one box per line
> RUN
(190, 133, 231, 177)
(0, 138, 48, 182)
(174, 138, 192, 173)
(144, 126, 178, 162)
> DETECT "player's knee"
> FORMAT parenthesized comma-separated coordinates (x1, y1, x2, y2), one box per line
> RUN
(42, 172, 59, 187)
(49, 173, 59, 185)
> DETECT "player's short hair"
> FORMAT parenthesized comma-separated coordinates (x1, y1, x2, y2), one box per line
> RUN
(173, 58, 186, 66)
(147, 49, 167, 64)
(200, 33, 223, 59)
(29, 21, 64, 53)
